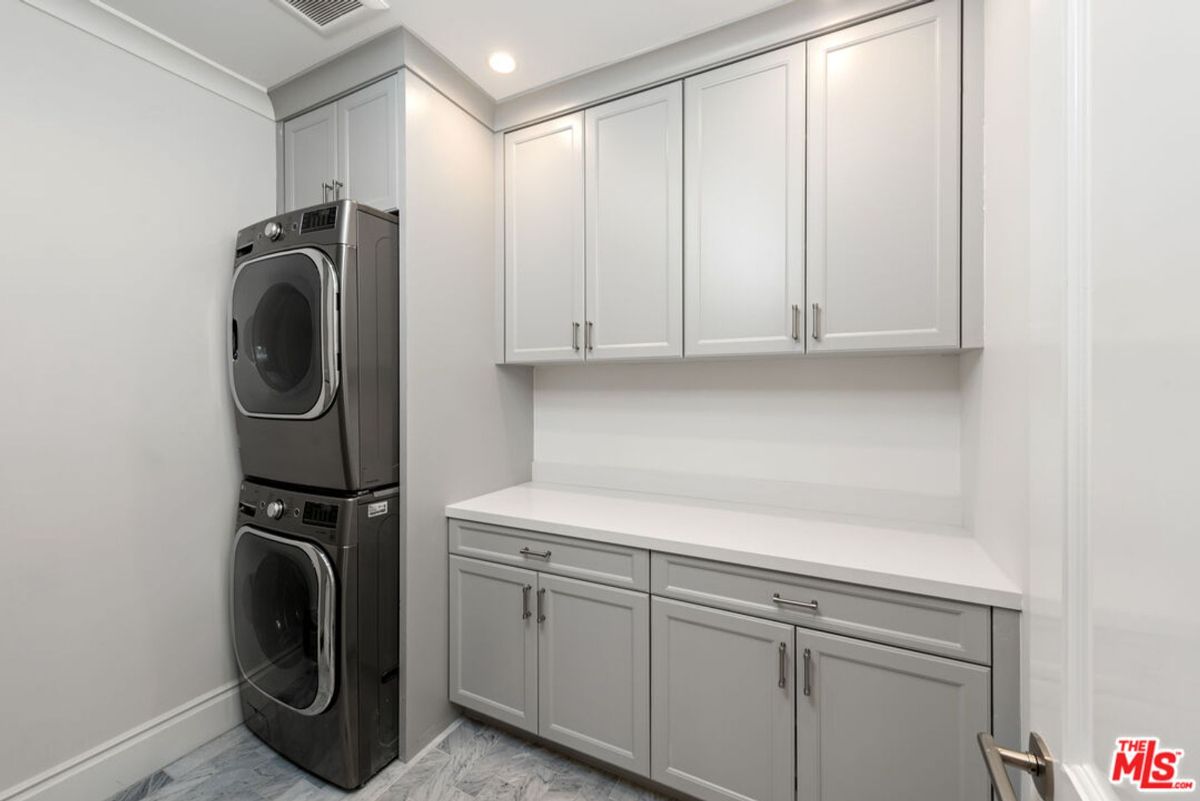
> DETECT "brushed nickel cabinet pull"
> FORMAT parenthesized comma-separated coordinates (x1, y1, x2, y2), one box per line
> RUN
(802, 648, 812, 696)
(772, 593, 819, 612)
(572, 322, 580, 351)
(536, 588, 546, 623)
(812, 302, 822, 341)
(778, 642, 788, 688)
(586, 321, 594, 351)
(791, 304, 800, 340)
(332, 179, 344, 199)
(520, 547, 551, 560)
(521, 584, 532, 620)
(978, 732, 1055, 801)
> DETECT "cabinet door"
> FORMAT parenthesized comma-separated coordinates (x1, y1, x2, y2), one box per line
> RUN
(448, 556, 538, 733)
(538, 575, 650, 774)
(651, 598, 794, 801)
(337, 76, 399, 211)
(283, 103, 337, 212)
(806, 0, 961, 352)
(795, 629, 989, 801)
(504, 113, 586, 363)
(684, 44, 806, 357)
(584, 84, 683, 360)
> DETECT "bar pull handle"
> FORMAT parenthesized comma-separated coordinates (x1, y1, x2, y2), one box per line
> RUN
(536, 588, 546, 623)
(521, 584, 532, 620)
(520, 547, 552, 560)
(322, 181, 333, 202)
(572, 322, 581, 351)
(977, 733, 1055, 801)
(802, 648, 812, 696)
(772, 593, 819, 612)
(778, 643, 787, 688)
(586, 320, 594, 351)
(791, 304, 800, 340)
(811, 302, 822, 341)
(332, 179, 344, 199)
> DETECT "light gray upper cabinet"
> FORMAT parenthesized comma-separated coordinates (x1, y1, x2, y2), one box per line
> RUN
(504, 113, 586, 363)
(281, 76, 399, 212)
(651, 598, 794, 801)
(337, 77, 399, 212)
(584, 84, 684, 360)
(448, 556, 539, 733)
(283, 103, 337, 212)
(795, 629, 990, 801)
(683, 43, 806, 357)
(806, 0, 961, 351)
(538, 574, 650, 774)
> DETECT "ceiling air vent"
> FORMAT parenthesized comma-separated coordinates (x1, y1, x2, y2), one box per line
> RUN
(276, 0, 389, 32)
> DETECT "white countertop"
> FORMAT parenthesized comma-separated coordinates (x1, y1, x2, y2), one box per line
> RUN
(446, 483, 1023, 609)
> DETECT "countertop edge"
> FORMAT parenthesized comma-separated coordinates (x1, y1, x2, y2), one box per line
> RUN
(444, 504, 1024, 611)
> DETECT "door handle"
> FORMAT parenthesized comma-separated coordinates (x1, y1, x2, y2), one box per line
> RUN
(231, 320, 238, 360)
(536, 588, 546, 623)
(322, 181, 333, 202)
(332, 179, 344, 199)
(811, 302, 822, 341)
(778, 643, 787, 688)
(802, 648, 812, 696)
(521, 584, 532, 620)
(772, 593, 819, 612)
(791, 304, 800, 340)
(586, 321, 594, 351)
(520, 547, 551, 560)
(978, 732, 1054, 801)
(572, 322, 581, 351)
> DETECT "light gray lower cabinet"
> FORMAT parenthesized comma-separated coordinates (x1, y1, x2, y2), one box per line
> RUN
(538, 574, 650, 774)
(651, 598, 794, 801)
(795, 629, 990, 801)
(448, 556, 539, 733)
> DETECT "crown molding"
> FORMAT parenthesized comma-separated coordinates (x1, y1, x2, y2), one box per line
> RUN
(20, 0, 275, 119)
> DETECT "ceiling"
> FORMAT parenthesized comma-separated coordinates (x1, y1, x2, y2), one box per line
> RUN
(101, 0, 794, 100)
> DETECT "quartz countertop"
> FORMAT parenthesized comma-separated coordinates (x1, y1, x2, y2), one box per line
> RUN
(446, 482, 1022, 609)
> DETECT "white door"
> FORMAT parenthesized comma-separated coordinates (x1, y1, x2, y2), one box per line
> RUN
(684, 43, 806, 357)
(504, 113, 586, 363)
(337, 76, 399, 211)
(806, 0, 960, 352)
(537, 574, 650, 774)
(448, 556, 538, 734)
(651, 598, 794, 801)
(1004, 3, 1200, 801)
(283, 103, 337, 212)
(584, 83, 683, 360)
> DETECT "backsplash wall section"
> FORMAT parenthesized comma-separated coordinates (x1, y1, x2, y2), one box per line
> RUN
(533, 356, 964, 526)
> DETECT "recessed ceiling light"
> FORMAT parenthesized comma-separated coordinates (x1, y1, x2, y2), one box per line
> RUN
(488, 52, 516, 74)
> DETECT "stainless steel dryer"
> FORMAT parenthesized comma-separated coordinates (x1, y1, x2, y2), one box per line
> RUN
(231, 479, 399, 789)
(229, 200, 398, 491)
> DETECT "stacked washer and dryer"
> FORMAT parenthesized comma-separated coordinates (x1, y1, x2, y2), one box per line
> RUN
(227, 200, 401, 789)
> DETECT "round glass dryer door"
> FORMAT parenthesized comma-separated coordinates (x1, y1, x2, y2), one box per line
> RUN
(230, 248, 339, 419)
(231, 526, 336, 715)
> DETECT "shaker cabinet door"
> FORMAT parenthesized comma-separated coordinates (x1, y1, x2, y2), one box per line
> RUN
(806, 0, 961, 351)
(283, 103, 337, 212)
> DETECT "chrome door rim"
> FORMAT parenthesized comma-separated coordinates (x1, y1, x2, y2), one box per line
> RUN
(228, 247, 340, 420)
(231, 525, 337, 716)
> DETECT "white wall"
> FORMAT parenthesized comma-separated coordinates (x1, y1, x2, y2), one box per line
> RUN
(533, 356, 963, 525)
(0, 4, 275, 797)
(958, 0, 1031, 588)
(399, 71, 534, 758)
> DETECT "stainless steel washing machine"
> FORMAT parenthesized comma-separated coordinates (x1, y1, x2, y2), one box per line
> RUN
(229, 200, 398, 491)
(231, 479, 400, 789)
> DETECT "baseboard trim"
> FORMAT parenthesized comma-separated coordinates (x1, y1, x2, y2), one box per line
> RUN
(1, 681, 242, 801)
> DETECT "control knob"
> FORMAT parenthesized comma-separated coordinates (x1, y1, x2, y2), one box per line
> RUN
(266, 500, 286, 520)
(263, 221, 283, 241)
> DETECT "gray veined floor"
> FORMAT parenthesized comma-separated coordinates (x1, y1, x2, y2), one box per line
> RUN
(104, 719, 668, 801)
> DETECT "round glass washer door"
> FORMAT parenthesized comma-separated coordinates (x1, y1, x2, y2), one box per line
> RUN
(229, 248, 339, 419)
(231, 526, 336, 715)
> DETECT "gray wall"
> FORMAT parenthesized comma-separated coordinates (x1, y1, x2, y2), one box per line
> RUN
(399, 70, 534, 757)
(0, 3, 275, 794)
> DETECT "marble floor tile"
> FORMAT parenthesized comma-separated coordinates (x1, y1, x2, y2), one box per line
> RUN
(102, 770, 174, 801)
